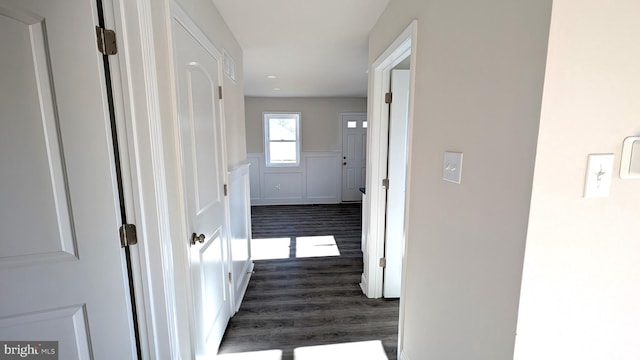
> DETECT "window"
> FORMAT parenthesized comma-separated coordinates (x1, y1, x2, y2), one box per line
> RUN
(264, 112, 301, 167)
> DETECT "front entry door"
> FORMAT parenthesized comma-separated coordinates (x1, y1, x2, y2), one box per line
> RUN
(342, 113, 367, 202)
(172, 10, 231, 356)
(0, 0, 137, 358)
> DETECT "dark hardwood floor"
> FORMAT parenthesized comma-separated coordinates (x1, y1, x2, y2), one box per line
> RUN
(218, 203, 399, 360)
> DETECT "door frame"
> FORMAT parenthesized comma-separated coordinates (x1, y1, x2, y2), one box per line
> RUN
(104, 0, 183, 357)
(338, 112, 367, 202)
(362, 19, 417, 358)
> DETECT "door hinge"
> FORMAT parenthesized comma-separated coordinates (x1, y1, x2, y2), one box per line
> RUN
(385, 92, 392, 104)
(218, 86, 223, 100)
(382, 178, 390, 189)
(119, 224, 138, 247)
(95, 26, 117, 55)
(224, 184, 228, 196)
(228, 272, 232, 283)
(379, 257, 386, 268)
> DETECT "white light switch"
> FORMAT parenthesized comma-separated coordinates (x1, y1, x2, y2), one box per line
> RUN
(443, 151, 463, 184)
(584, 154, 614, 198)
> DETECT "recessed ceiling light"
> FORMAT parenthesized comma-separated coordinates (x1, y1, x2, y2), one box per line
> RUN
(273, 87, 281, 91)
(267, 75, 277, 79)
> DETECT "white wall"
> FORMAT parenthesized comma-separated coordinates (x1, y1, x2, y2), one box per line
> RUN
(245, 97, 366, 205)
(514, 1, 640, 359)
(368, 0, 552, 359)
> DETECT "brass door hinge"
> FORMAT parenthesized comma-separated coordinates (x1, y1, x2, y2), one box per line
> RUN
(382, 178, 389, 189)
(95, 26, 117, 55)
(218, 86, 223, 99)
(385, 92, 392, 104)
(224, 184, 228, 196)
(119, 224, 137, 247)
(228, 272, 232, 283)
(379, 257, 386, 268)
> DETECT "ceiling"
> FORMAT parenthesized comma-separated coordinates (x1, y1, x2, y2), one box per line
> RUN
(211, 0, 390, 98)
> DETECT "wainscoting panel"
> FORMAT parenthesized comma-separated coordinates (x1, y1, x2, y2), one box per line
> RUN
(247, 156, 261, 201)
(306, 153, 341, 201)
(263, 172, 304, 200)
(247, 152, 342, 205)
(227, 163, 254, 311)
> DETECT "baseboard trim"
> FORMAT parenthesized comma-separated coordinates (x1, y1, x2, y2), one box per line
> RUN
(359, 273, 368, 296)
(234, 261, 254, 312)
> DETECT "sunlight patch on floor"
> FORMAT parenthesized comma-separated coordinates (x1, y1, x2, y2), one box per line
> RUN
(215, 349, 282, 360)
(250, 237, 291, 260)
(295, 235, 340, 258)
(294, 340, 388, 360)
(251, 235, 341, 260)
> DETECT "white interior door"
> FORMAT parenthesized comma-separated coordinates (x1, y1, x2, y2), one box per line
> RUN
(342, 113, 367, 202)
(0, 0, 137, 357)
(172, 11, 231, 357)
(383, 69, 410, 298)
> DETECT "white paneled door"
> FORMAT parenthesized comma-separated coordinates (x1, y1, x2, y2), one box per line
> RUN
(0, 0, 137, 358)
(172, 9, 231, 357)
(342, 113, 367, 202)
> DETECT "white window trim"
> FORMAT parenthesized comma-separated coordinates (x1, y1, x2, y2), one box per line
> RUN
(263, 112, 301, 167)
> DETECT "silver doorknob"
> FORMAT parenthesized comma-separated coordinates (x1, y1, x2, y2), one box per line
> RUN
(190, 233, 205, 245)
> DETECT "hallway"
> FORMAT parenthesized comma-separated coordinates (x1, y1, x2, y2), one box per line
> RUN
(218, 204, 399, 359)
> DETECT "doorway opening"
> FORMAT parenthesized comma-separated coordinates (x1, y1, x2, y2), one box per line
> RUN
(361, 20, 417, 358)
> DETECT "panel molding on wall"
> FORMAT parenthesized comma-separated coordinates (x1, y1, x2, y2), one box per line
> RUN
(227, 163, 253, 311)
(247, 152, 342, 205)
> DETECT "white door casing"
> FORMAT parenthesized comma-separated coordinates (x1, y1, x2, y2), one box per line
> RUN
(0, 0, 137, 358)
(342, 113, 367, 202)
(171, 7, 231, 357)
(383, 69, 411, 298)
(364, 20, 417, 359)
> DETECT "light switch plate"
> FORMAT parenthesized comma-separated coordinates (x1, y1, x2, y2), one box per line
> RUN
(584, 153, 614, 198)
(443, 151, 463, 184)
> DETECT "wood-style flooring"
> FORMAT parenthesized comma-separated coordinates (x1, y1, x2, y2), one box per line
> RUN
(218, 203, 399, 360)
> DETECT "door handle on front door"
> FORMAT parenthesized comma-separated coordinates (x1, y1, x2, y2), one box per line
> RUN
(190, 233, 205, 245)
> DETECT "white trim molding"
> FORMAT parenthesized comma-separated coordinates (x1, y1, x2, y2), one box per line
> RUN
(364, 20, 417, 298)
(106, 0, 181, 357)
(364, 19, 418, 360)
